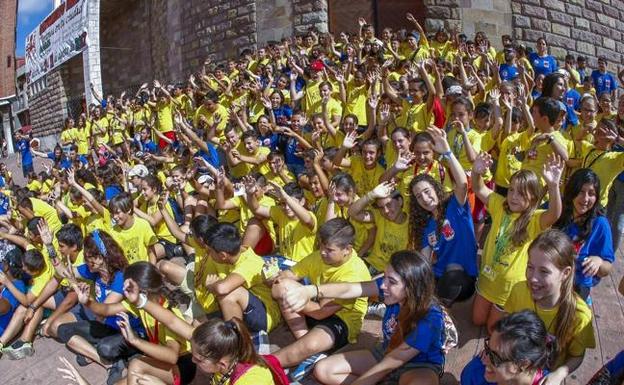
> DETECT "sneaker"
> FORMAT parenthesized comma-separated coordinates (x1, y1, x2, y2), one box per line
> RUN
(367, 302, 386, 318)
(106, 359, 126, 385)
(76, 354, 92, 367)
(3, 341, 34, 360)
(252, 330, 271, 355)
(289, 353, 327, 382)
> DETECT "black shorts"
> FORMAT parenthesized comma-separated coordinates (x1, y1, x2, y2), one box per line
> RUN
(305, 314, 349, 352)
(242, 291, 268, 333)
(157, 238, 181, 259)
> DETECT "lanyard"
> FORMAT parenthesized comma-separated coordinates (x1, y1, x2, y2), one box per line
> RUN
(146, 298, 165, 344)
(492, 214, 513, 264)
(582, 148, 606, 169)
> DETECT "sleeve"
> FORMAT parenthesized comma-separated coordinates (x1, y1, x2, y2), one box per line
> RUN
(590, 217, 615, 263)
(108, 272, 125, 295)
(76, 264, 96, 281)
(404, 308, 443, 353)
(143, 222, 158, 247)
(374, 276, 384, 301)
(268, 206, 282, 223)
(502, 281, 522, 313)
(568, 308, 596, 356)
(485, 192, 504, 215)
(291, 254, 314, 279)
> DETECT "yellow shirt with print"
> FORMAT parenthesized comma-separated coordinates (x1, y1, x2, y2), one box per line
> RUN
(122, 300, 191, 354)
(366, 210, 409, 272)
(302, 79, 322, 114)
(75, 127, 91, 155)
(398, 100, 432, 134)
(191, 237, 221, 314)
(292, 250, 372, 343)
(269, 206, 317, 262)
(110, 217, 158, 264)
(478, 193, 545, 306)
(60, 128, 76, 145)
(30, 198, 62, 235)
(264, 169, 295, 187)
(213, 247, 281, 331)
(229, 195, 276, 243)
(578, 141, 624, 207)
(520, 131, 573, 185)
(309, 97, 343, 118)
(397, 159, 453, 200)
(154, 100, 175, 133)
(93, 116, 110, 145)
(504, 281, 595, 367)
(448, 128, 482, 171)
(85, 208, 112, 234)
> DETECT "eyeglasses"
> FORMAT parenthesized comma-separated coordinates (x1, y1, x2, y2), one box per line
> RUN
(483, 337, 509, 367)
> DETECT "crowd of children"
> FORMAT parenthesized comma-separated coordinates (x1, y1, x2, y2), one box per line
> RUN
(1, 10, 624, 385)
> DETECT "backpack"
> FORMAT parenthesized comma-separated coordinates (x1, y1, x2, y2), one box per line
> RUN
(229, 354, 289, 385)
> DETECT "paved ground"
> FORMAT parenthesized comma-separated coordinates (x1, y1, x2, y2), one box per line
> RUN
(0, 154, 623, 384)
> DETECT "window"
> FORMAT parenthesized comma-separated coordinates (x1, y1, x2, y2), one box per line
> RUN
(6, 55, 11, 68)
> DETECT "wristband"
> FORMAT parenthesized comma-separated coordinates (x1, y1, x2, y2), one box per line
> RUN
(440, 150, 453, 161)
(136, 293, 148, 309)
(546, 135, 554, 144)
(28, 304, 37, 311)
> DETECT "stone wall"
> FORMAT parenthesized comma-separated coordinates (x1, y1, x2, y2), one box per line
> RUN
(257, 0, 293, 44)
(424, 0, 462, 34)
(512, 0, 624, 68)
(0, 0, 17, 98)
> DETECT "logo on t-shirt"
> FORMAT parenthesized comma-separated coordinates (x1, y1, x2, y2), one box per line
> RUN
(441, 220, 455, 241)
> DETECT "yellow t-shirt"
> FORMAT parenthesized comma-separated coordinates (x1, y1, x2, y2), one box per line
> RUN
(74, 127, 91, 155)
(448, 128, 482, 171)
(494, 132, 524, 188)
(264, 169, 295, 187)
(269, 206, 317, 262)
(520, 131, 573, 185)
(142, 201, 176, 243)
(154, 100, 174, 133)
(309, 97, 343, 118)
(578, 142, 624, 207)
(93, 117, 110, 145)
(213, 247, 281, 331)
(110, 217, 158, 264)
(25, 244, 55, 297)
(478, 193, 545, 306)
(397, 160, 453, 199)
(302, 79, 322, 114)
(122, 300, 191, 354)
(398, 100, 432, 134)
(30, 198, 62, 235)
(344, 80, 368, 125)
(213, 365, 274, 385)
(365, 210, 409, 272)
(292, 250, 371, 343)
(192, 238, 220, 314)
(84, 208, 112, 234)
(312, 198, 371, 253)
(504, 281, 595, 366)
(229, 195, 276, 243)
(60, 128, 75, 145)
(193, 104, 229, 140)
(349, 156, 385, 196)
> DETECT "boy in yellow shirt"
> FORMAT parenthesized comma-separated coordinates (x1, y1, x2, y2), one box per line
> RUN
(246, 181, 317, 262)
(271, 218, 372, 381)
(108, 192, 158, 265)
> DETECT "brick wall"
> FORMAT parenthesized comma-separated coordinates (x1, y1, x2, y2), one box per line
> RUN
(0, 0, 17, 98)
(512, 0, 624, 68)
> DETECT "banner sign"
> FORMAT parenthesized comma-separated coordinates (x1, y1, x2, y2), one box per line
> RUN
(25, 0, 88, 84)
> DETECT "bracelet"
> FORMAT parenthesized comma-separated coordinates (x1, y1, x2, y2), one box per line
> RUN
(136, 293, 148, 309)
(546, 135, 554, 144)
(28, 304, 37, 311)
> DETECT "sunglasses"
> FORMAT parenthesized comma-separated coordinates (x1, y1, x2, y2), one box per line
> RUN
(483, 337, 509, 368)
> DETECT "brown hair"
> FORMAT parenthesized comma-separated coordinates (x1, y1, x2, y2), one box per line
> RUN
(505, 170, 543, 246)
(191, 318, 259, 365)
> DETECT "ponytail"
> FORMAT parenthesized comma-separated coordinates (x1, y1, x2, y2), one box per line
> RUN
(191, 318, 260, 365)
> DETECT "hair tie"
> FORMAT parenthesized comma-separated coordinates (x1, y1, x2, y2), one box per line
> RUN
(92, 229, 108, 256)
(225, 319, 237, 332)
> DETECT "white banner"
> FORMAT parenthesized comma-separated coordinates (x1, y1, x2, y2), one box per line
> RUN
(25, 0, 88, 84)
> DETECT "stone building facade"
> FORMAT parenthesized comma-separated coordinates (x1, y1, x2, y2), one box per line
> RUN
(26, 0, 624, 141)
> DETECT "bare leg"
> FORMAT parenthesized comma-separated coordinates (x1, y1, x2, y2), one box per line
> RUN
(157, 260, 186, 286)
(0, 305, 27, 345)
(242, 217, 265, 249)
(274, 326, 335, 368)
(472, 293, 493, 327)
(313, 350, 377, 385)
(125, 355, 176, 385)
(273, 279, 309, 339)
(217, 286, 249, 322)
(399, 368, 439, 385)
(67, 335, 108, 368)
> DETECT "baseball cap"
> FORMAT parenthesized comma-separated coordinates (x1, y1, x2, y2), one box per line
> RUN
(128, 165, 149, 178)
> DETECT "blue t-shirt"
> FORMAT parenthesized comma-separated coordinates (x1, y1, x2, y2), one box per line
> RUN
(423, 195, 478, 278)
(0, 279, 27, 334)
(461, 355, 548, 385)
(499, 64, 518, 82)
(143, 140, 159, 154)
(195, 142, 220, 169)
(564, 88, 581, 111)
(588, 350, 624, 385)
(282, 136, 305, 167)
(76, 265, 143, 333)
(258, 132, 280, 151)
(376, 277, 445, 366)
(272, 105, 293, 127)
(562, 216, 614, 288)
(16, 139, 33, 165)
(591, 70, 618, 95)
(0, 192, 10, 215)
(529, 52, 558, 76)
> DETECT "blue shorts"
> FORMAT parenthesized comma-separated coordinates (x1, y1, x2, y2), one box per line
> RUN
(243, 291, 268, 333)
(70, 303, 98, 322)
(22, 162, 34, 178)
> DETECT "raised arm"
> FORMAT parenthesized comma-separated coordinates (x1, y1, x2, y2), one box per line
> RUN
(427, 125, 468, 205)
(471, 152, 495, 206)
(539, 154, 564, 229)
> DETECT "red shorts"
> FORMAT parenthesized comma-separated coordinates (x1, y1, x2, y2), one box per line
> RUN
(254, 226, 274, 256)
(159, 131, 176, 149)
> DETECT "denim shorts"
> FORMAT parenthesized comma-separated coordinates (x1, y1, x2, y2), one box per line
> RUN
(371, 343, 444, 381)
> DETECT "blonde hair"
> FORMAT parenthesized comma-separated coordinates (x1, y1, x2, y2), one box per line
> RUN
(505, 169, 543, 246)
(528, 229, 579, 360)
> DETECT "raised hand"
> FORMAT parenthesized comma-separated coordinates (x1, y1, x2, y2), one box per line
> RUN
(395, 152, 416, 171)
(358, 17, 367, 27)
(36, 219, 53, 246)
(473, 152, 493, 176)
(342, 130, 358, 149)
(371, 181, 397, 199)
(542, 153, 564, 187)
(426, 125, 452, 154)
(241, 175, 257, 194)
(368, 93, 380, 111)
(267, 180, 285, 199)
(379, 104, 391, 124)
(451, 119, 466, 135)
(261, 95, 272, 110)
(216, 167, 227, 189)
(73, 282, 91, 305)
(406, 12, 417, 24)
